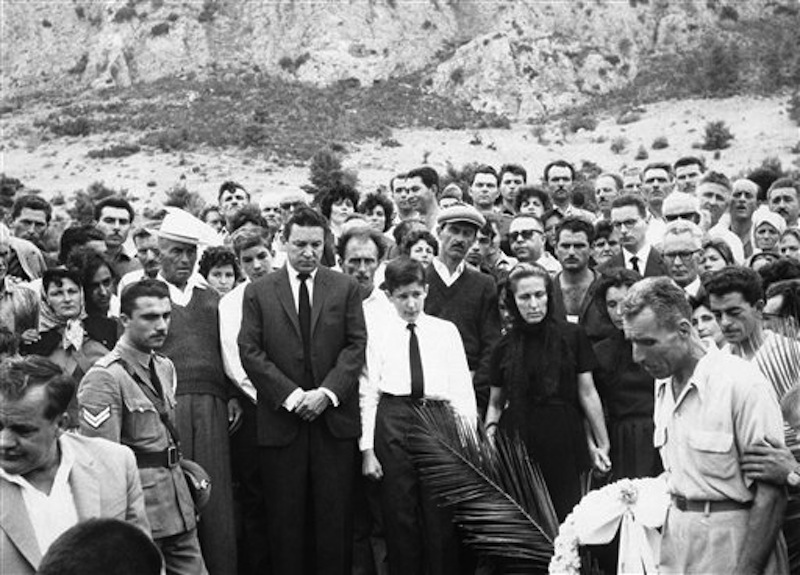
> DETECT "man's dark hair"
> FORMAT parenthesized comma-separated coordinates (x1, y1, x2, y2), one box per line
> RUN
(757, 257, 800, 293)
(65, 247, 118, 314)
(337, 226, 387, 261)
(406, 166, 440, 191)
(93, 196, 134, 223)
(594, 267, 642, 321)
(230, 226, 272, 257)
(499, 163, 527, 184)
(704, 265, 764, 307)
(514, 185, 551, 213)
(132, 226, 155, 243)
(120, 278, 171, 317)
(37, 518, 163, 575)
(479, 213, 500, 239)
(229, 204, 269, 233)
(765, 279, 800, 323)
(0, 356, 74, 420)
(198, 246, 241, 282)
(201, 205, 222, 222)
(283, 206, 328, 241)
(594, 220, 614, 242)
(217, 180, 249, 202)
(673, 156, 706, 172)
(401, 230, 439, 256)
(318, 185, 360, 220)
(470, 164, 499, 186)
(642, 162, 673, 179)
(768, 178, 799, 197)
(11, 194, 52, 222)
(698, 170, 732, 191)
(57, 225, 106, 264)
(383, 256, 426, 293)
(596, 172, 623, 190)
(543, 160, 575, 182)
(390, 173, 407, 191)
(358, 193, 395, 232)
(611, 195, 647, 218)
(556, 215, 596, 245)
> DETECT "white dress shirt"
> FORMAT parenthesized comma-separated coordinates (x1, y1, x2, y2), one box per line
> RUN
(219, 280, 257, 403)
(359, 311, 477, 451)
(0, 436, 78, 556)
(623, 244, 652, 274)
(282, 263, 338, 410)
(156, 272, 208, 307)
(431, 258, 466, 287)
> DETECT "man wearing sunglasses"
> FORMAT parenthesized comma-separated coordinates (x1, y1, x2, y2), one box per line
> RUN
(507, 213, 561, 275)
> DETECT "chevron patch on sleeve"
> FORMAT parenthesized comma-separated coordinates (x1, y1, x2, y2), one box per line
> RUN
(82, 406, 111, 429)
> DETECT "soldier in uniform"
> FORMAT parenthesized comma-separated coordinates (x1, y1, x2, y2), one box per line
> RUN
(77, 279, 206, 575)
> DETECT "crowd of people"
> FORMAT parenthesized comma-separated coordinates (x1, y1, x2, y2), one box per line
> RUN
(2, 155, 800, 574)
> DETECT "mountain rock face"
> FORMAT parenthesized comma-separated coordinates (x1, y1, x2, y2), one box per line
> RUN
(0, 0, 781, 119)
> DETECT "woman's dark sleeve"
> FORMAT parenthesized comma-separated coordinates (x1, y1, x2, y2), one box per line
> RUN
(489, 336, 508, 388)
(573, 324, 599, 374)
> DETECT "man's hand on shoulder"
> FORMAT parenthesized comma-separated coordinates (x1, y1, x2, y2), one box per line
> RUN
(741, 438, 797, 486)
(295, 389, 331, 422)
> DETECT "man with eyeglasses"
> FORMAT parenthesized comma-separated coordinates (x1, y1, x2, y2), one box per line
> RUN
(508, 213, 561, 275)
(603, 196, 667, 278)
(697, 172, 745, 264)
(641, 162, 673, 248)
(662, 220, 704, 298)
(663, 191, 702, 225)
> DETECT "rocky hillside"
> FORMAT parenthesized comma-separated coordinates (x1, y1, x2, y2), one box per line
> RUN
(2, 0, 799, 120)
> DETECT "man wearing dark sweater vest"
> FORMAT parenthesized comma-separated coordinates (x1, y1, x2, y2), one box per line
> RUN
(156, 210, 242, 575)
(424, 204, 501, 414)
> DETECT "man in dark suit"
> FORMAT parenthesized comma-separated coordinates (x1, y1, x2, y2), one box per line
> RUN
(239, 206, 367, 575)
(601, 195, 667, 278)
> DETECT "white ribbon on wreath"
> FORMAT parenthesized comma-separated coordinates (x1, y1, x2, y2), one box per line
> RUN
(549, 475, 671, 575)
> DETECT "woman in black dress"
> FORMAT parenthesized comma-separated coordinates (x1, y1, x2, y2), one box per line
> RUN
(485, 263, 610, 521)
(592, 268, 661, 480)
(67, 246, 120, 350)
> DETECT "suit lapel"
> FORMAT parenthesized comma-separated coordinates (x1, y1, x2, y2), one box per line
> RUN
(311, 269, 328, 337)
(0, 479, 42, 569)
(277, 267, 302, 339)
(69, 442, 101, 520)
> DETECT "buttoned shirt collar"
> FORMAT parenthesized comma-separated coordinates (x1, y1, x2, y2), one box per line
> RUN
(623, 243, 651, 270)
(117, 336, 156, 372)
(285, 261, 318, 312)
(156, 272, 207, 307)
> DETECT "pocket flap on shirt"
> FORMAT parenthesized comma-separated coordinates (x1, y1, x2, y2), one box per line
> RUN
(123, 394, 157, 413)
(689, 430, 733, 453)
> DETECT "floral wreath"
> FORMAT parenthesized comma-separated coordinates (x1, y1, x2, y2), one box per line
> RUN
(549, 476, 670, 575)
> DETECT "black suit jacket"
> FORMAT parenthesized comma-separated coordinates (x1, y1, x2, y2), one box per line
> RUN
(238, 265, 367, 446)
(599, 247, 668, 278)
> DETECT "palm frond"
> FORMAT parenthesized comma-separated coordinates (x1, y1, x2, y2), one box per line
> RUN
(406, 402, 558, 573)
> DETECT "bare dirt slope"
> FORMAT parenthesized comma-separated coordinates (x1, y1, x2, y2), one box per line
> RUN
(2, 93, 797, 211)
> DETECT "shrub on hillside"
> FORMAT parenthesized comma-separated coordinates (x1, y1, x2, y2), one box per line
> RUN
(701, 121, 734, 150)
(41, 116, 92, 137)
(164, 184, 205, 217)
(565, 113, 598, 133)
(113, 6, 137, 23)
(789, 92, 800, 126)
(635, 145, 649, 160)
(303, 147, 358, 199)
(610, 136, 629, 154)
(87, 143, 141, 159)
(652, 136, 669, 149)
(139, 128, 189, 151)
(150, 22, 169, 36)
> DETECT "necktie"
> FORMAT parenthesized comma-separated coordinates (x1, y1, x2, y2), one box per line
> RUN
(630, 255, 640, 274)
(148, 356, 164, 400)
(298, 273, 313, 388)
(408, 323, 424, 399)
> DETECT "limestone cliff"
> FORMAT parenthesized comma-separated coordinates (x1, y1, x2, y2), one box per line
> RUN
(0, 0, 790, 119)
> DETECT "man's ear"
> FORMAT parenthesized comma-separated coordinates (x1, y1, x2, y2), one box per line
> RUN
(677, 317, 694, 339)
(56, 412, 70, 433)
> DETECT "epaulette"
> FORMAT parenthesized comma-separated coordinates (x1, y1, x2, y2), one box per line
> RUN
(93, 349, 123, 369)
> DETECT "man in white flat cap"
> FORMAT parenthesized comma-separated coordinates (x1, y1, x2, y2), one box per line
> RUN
(424, 203, 501, 416)
(156, 209, 242, 575)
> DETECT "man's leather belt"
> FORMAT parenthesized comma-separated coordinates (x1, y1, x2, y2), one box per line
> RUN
(672, 495, 752, 513)
(135, 446, 180, 468)
(381, 394, 447, 407)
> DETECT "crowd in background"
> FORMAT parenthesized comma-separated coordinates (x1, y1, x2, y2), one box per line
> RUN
(3, 153, 800, 574)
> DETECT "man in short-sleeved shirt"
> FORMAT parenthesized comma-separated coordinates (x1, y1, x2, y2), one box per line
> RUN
(623, 277, 788, 574)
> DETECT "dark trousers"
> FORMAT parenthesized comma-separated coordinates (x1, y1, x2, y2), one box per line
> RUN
(260, 419, 356, 575)
(231, 399, 270, 575)
(374, 397, 461, 575)
(176, 393, 237, 575)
